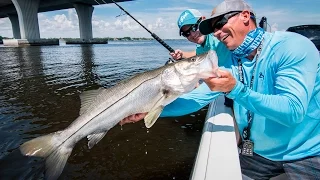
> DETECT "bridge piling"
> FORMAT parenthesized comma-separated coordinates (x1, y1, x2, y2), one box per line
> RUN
(74, 3, 94, 41)
(12, 0, 40, 40)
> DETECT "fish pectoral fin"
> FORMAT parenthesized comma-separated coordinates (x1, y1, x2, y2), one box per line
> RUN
(79, 88, 104, 115)
(144, 94, 168, 128)
(87, 131, 108, 149)
(144, 106, 164, 128)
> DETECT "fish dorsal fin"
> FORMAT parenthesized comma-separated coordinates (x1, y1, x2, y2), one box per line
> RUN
(87, 131, 108, 149)
(144, 95, 167, 128)
(79, 88, 103, 115)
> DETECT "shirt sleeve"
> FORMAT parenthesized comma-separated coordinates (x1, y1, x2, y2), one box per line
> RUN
(160, 83, 221, 117)
(227, 35, 319, 127)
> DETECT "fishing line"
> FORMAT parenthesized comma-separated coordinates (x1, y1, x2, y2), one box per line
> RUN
(93, 0, 101, 5)
(100, 0, 126, 17)
(95, 0, 177, 63)
(109, 0, 175, 54)
(92, 0, 140, 39)
(115, 11, 125, 18)
(117, 15, 142, 38)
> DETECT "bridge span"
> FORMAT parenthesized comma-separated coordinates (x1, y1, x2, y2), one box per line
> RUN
(0, 0, 132, 45)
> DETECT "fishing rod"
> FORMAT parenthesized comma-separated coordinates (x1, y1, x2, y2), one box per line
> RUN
(108, 0, 175, 53)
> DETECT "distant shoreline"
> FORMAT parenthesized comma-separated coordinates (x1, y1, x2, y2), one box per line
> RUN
(0, 37, 185, 45)
(0, 37, 184, 42)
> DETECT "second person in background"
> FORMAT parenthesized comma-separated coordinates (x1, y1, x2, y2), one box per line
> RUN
(170, 8, 231, 67)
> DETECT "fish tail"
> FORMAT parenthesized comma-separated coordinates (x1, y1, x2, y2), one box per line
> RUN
(20, 131, 73, 180)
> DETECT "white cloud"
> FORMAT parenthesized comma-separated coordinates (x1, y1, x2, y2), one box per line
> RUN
(157, 7, 190, 11)
(0, 18, 13, 37)
(154, 18, 165, 28)
(54, 14, 74, 28)
(92, 20, 110, 29)
(38, 11, 79, 38)
(113, 17, 141, 31)
(0, 3, 187, 39)
(68, 9, 78, 23)
(1, 1, 320, 39)
(270, 23, 279, 32)
(256, 6, 320, 32)
(179, 0, 222, 6)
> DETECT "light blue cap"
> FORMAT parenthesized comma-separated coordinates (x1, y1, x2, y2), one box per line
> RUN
(177, 9, 202, 35)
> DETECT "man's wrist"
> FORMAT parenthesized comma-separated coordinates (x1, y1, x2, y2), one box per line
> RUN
(226, 81, 245, 99)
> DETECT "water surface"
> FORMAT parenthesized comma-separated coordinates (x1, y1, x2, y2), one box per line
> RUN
(0, 40, 208, 180)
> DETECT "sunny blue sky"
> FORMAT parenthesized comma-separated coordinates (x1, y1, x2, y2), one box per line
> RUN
(0, 0, 320, 39)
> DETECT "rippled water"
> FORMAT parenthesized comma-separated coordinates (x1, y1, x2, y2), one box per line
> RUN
(0, 40, 208, 180)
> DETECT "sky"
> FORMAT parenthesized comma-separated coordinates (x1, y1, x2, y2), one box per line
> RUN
(0, 0, 320, 39)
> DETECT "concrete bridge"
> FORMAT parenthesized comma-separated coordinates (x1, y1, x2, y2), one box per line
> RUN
(0, 0, 132, 45)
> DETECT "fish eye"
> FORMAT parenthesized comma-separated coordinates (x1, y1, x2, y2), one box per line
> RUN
(190, 57, 196, 62)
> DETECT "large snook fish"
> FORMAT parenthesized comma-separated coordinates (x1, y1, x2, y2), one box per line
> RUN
(20, 50, 218, 179)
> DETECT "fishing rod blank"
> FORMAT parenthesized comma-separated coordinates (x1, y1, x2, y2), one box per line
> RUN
(108, 0, 175, 53)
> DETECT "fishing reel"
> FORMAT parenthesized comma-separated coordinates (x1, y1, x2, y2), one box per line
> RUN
(165, 58, 175, 65)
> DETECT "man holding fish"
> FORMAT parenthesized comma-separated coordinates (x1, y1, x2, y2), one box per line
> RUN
(19, 0, 320, 179)
(122, 0, 320, 179)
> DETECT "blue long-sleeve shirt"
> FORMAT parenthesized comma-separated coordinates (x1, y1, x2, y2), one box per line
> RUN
(161, 34, 230, 116)
(161, 31, 320, 161)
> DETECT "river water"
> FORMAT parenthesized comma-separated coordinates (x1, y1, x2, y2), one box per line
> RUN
(0, 40, 208, 180)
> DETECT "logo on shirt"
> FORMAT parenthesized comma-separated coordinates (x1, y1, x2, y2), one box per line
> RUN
(259, 72, 264, 79)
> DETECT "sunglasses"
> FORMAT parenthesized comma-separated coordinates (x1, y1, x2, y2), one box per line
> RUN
(212, 11, 256, 31)
(211, 11, 241, 31)
(180, 18, 202, 38)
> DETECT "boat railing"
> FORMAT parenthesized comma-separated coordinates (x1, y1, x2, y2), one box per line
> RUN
(190, 95, 288, 180)
(190, 95, 242, 180)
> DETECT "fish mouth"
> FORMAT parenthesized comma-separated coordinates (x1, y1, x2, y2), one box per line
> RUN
(197, 50, 219, 78)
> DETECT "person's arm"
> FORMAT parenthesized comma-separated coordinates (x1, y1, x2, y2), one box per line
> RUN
(226, 37, 319, 127)
(169, 49, 196, 60)
(181, 50, 197, 58)
(160, 83, 220, 117)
